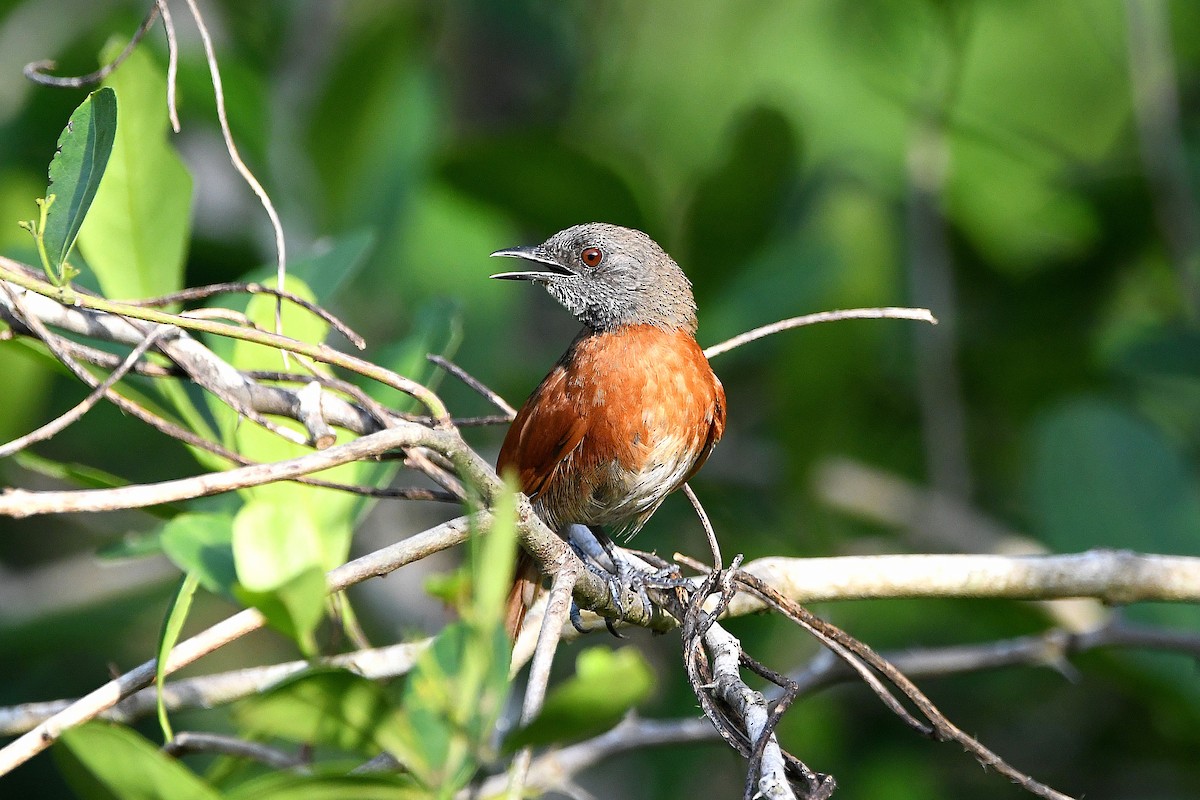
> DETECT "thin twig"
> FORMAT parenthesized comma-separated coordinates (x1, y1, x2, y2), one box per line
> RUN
(734, 572, 1075, 800)
(0, 259, 449, 421)
(0, 421, 452, 517)
(181, 0, 288, 338)
(295, 380, 336, 449)
(23, 2, 161, 87)
(0, 641, 433, 735)
(682, 482, 721, 572)
(703, 307, 937, 359)
(122, 281, 366, 349)
(0, 324, 174, 458)
(1, 305, 444, 501)
(164, 731, 307, 771)
(506, 557, 580, 799)
(155, 0, 180, 132)
(427, 354, 517, 418)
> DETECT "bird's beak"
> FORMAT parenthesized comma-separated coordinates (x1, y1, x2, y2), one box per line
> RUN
(489, 245, 574, 281)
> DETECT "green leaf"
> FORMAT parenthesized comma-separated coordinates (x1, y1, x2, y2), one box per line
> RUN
(394, 493, 517, 795)
(232, 500, 327, 590)
(1029, 398, 1200, 554)
(234, 668, 410, 756)
(160, 512, 238, 596)
(155, 574, 199, 741)
(224, 773, 426, 800)
(55, 722, 222, 800)
(234, 567, 327, 656)
(469, 478, 518, 630)
(393, 623, 471, 790)
(77, 38, 193, 299)
(505, 647, 655, 751)
(231, 500, 329, 653)
(41, 87, 118, 278)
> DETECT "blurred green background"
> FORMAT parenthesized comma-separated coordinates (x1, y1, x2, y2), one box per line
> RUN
(2, 0, 1200, 797)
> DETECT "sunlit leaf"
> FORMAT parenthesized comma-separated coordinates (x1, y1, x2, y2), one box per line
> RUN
(234, 567, 327, 656)
(506, 647, 655, 750)
(224, 772, 426, 800)
(160, 512, 238, 596)
(234, 668, 409, 756)
(41, 87, 117, 278)
(55, 722, 222, 800)
(77, 38, 192, 299)
(155, 574, 199, 741)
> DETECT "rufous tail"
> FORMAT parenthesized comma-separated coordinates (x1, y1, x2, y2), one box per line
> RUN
(504, 551, 541, 640)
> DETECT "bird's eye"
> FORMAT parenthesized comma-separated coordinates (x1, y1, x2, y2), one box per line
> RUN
(580, 247, 603, 267)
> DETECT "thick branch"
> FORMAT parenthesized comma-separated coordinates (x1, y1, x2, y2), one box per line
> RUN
(726, 550, 1200, 612)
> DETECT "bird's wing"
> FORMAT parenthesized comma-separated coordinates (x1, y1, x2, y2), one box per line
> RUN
(497, 365, 588, 499)
(683, 372, 726, 483)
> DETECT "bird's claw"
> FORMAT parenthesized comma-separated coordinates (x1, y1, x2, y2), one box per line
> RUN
(569, 602, 586, 633)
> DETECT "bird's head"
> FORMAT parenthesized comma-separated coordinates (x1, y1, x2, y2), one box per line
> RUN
(490, 223, 697, 334)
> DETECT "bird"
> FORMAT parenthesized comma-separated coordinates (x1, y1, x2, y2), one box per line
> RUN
(490, 222, 726, 637)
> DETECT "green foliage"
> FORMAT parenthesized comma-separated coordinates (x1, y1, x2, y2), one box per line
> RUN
(233, 668, 409, 755)
(231, 501, 328, 654)
(222, 773, 423, 800)
(505, 646, 655, 751)
(389, 489, 518, 797)
(21, 87, 117, 287)
(682, 106, 801, 274)
(155, 574, 199, 741)
(55, 723, 223, 800)
(159, 513, 238, 596)
(4, 3, 1200, 798)
(77, 38, 192, 299)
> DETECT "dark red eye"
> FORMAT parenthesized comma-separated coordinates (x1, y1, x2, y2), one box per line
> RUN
(581, 247, 603, 267)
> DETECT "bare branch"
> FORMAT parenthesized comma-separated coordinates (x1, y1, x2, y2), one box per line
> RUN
(122, 280, 366, 350)
(683, 482, 721, 571)
(507, 557, 580, 798)
(0, 641, 432, 736)
(704, 621, 796, 800)
(735, 572, 1075, 800)
(428, 354, 517, 418)
(703, 307, 936, 359)
(0, 421, 455, 517)
(163, 731, 307, 771)
(156, 0, 180, 132)
(23, 2, 161, 87)
(724, 550, 1200, 612)
(0, 259, 449, 421)
(180, 0, 289, 338)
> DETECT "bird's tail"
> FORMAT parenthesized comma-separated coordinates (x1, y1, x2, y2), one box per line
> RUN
(504, 550, 540, 640)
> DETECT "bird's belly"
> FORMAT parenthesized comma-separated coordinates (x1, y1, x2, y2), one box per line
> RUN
(582, 434, 699, 530)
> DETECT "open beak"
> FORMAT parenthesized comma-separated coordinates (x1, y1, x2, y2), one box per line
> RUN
(489, 245, 574, 281)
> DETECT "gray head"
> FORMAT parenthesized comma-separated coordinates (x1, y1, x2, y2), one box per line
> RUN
(490, 223, 697, 334)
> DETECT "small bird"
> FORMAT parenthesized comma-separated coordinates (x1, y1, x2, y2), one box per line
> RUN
(491, 223, 726, 636)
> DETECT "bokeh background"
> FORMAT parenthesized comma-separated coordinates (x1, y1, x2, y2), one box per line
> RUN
(2, 1, 1200, 797)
